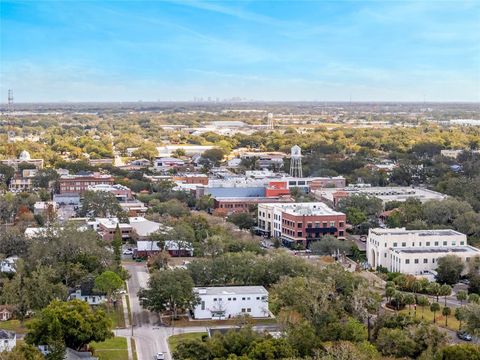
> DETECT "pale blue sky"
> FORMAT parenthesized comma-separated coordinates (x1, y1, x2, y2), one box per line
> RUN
(1, 0, 479, 102)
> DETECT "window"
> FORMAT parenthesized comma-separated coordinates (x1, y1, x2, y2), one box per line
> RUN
(419, 242, 422, 246)
(329, 221, 334, 227)
(414, 259, 419, 264)
(452, 241, 456, 246)
(247, 308, 251, 312)
(432, 258, 435, 263)
(233, 297, 236, 301)
(461, 241, 465, 245)
(423, 259, 428, 263)
(201, 301, 205, 310)
(393, 242, 398, 247)
(384, 253, 387, 258)
(228, 298, 231, 301)
(297, 232, 302, 237)
(412, 242, 415, 247)
(402, 242, 406, 247)
(242, 297, 246, 301)
(213, 298, 217, 301)
(241, 308, 246, 312)
(247, 297, 251, 300)
(256, 297, 260, 300)
(426, 242, 430, 246)
(297, 223, 302, 228)
(434, 241, 439, 246)
(443, 241, 447, 246)
(405, 259, 410, 264)
(339, 231, 344, 237)
(323, 222, 327, 228)
(339, 221, 344, 227)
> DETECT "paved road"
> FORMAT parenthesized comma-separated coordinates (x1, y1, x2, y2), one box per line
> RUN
(124, 261, 172, 360)
(122, 261, 282, 360)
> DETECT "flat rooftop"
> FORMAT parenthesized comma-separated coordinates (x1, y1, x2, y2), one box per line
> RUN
(261, 202, 344, 216)
(194, 286, 268, 296)
(393, 246, 480, 254)
(370, 228, 463, 237)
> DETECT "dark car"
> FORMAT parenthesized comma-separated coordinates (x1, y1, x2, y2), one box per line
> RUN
(457, 331, 472, 341)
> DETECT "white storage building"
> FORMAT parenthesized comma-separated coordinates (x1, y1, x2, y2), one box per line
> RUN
(193, 286, 269, 320)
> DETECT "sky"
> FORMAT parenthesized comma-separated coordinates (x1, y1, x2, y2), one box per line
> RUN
(1, 0, 479, 102)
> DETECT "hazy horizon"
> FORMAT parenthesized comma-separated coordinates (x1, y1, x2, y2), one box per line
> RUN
(1, 1, 479, 103)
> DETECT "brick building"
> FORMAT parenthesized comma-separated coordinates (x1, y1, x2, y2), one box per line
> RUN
(59, 173, 114, 195)
(257, 202, 346, 248)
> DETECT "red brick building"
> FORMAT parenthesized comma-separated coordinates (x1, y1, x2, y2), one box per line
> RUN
(213, 196, 294, 216)
(59, 173, 114, 195)
(257, 202, 346, 248)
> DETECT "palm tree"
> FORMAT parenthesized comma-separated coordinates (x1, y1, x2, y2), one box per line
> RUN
(430, 302, 440, 324)
(442, 306, 451, 327)
(427, 282, 441, 303)
(456, 290, 467, 307)
(455, 307, 465, 330)
(385, 287, 396, 303)
(393, 291, 405, 312)
(404, 293, 415, 316)
(439, 284, 452, 307)
(417, 295, 429, 320)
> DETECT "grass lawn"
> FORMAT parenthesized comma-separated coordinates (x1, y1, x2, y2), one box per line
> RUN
(0, 319, 32, 334)
(91, 336, 128, 360)
(100, 302, 126, 329)
(169, 316, 277, 327)
(399, 306, 461, 331)
(168, 332, 207, 353)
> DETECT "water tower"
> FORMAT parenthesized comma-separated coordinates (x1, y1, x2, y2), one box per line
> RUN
(289, 145, 303, 178)
(267, 113, 274, 130)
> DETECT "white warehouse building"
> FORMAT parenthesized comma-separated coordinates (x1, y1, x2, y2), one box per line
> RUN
(367, 228, 480, 275)
(193, 286, 269, 320)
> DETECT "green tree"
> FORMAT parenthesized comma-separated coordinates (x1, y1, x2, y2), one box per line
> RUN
(138, 268, 197, 319)
(464, 303, 480, 337)
(436, 255, 464, 285)
(455, 307, 466, 329)
(1, 343, 44, 360)
(112, 224, 122, 266)
(417, 295, 430, 320)
(430, 302, 440, 324)
(94, 271, 124, 304)
(227, 212, 256, 230)
(457, 290, 468, 306)
(439, 284, 452, 306)
(404, 293, 415, 315)
(427, 282, 441, 303)
(25, 299, 113, 352)
(442, 306, 451, 327)
(310, 235, 352, 256)
(375, 328, 416, 358)
(79, 190, 122, 218)
(345, 207, 367, 226)
(201, 148, 227, 166)
(434, 344, 480, 360)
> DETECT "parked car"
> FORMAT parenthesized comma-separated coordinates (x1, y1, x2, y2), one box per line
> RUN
(457, 331, 472, 341)
(155, 352, 165, 360)
(359, 236, 367, 242)
(123, 249, 133, 255)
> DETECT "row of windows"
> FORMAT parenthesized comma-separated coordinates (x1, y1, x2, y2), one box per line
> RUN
(392, 241, 462, 247)
(213, 296, 267, 302)
(219, 203, 247, 208)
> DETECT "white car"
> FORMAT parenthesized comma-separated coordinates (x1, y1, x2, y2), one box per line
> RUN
(155, 352, 165, 360)
(122, 249, 133, 255)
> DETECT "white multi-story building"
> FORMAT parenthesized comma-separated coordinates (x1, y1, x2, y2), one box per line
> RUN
(193, 286, 269, 320)
(153, 157, 185, 171)
(367, 228, 479, 275)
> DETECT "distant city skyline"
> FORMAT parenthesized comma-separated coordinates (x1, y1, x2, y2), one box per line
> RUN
(1, 0, 479, 102)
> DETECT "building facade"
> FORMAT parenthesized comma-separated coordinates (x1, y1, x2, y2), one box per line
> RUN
(366, 228, 478, 275)
(257, 202, 346, 247)
(59, 173, 114, 195)
(193, 286, 269, 320)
